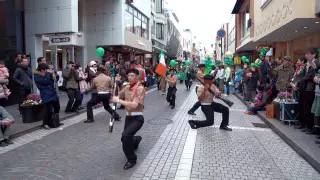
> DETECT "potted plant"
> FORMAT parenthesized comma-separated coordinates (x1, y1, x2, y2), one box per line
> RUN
(20, 93, 45, 123)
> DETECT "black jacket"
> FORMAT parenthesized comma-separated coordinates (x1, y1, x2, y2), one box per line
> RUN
(13, 64, 33, 90)
(298, 61, 319, 92)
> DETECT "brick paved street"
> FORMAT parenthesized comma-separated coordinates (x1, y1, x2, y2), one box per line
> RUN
(0, 84, 319, 180)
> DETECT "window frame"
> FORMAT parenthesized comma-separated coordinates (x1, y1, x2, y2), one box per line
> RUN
(125, 4, 149, 39)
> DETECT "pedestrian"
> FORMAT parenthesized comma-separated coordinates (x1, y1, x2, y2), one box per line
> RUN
(76, 64, 87, 110)
(188, 74, 232, 131)
(12, 58, 33, 114)
(111, 68, 146, 170)
(34, 63, 62, 129)
(188, 64, 206, 115)
(62, 61, 82, 113)
(166, 68, 178, 109)
(84, 66, 120, 123)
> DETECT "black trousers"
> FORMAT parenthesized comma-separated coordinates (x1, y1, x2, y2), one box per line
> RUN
(87, 93, 120, 120)
(191, 102, 229, 128)
(298, 91, 315, 129)
(166, 86, 177, 106)
(121, 115, 144, 162)
(44, 100, 60, 126)
(65, 88, 81, 112)
(189, 86, 201, 113)
(185, 80, 191, 89)
(19, 89, 31, 112)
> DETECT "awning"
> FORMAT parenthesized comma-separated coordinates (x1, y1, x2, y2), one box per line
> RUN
(231, 0, 244, 14)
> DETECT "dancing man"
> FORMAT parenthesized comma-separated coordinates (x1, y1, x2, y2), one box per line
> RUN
(188, 74, 232, 131)
(188, 64, 206, 115)
(111, 68, 146, 170)
(84, 66, 121, 123)
(166, 68, 178, 109)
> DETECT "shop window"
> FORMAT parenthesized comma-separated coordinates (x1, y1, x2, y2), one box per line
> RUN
(151, 19, 155, 35)
(134, 16, 142, 36)
(156, 23, 163, 40)
(125, 11, 134, 32)
(142, 22, 148, 39)
(156, 0, 163, 13)
(242, 6, 250, 38)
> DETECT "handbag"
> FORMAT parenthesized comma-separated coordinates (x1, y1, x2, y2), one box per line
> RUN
(266, 104, 275, 118)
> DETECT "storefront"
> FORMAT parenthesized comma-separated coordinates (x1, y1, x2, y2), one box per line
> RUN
(0, 0, 25, 105)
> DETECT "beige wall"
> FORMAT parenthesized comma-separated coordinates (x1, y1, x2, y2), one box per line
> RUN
(124, 31, 152, 53)
(254, 0, 316, 41)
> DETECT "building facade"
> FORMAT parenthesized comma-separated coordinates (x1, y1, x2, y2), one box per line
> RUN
(227, 14, 236, 54)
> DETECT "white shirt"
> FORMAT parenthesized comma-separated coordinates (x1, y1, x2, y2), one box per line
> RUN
(215, 69, 225, 79)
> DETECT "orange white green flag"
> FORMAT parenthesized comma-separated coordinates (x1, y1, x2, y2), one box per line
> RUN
(155, 51, 166, 77)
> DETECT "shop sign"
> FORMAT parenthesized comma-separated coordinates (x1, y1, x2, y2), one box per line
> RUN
(51, 37, 71, 44)
(234, 57, 241, 64)
(137, 40, 145, 46)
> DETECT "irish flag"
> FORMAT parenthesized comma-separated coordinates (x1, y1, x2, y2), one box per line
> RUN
(155, 51, 166, 77)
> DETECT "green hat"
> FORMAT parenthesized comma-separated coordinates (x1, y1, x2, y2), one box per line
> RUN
(283, 56, 292, 61)
(259, 47, 268, 56)
(255, 58, 262, 65)
(250, 63, 260, 68)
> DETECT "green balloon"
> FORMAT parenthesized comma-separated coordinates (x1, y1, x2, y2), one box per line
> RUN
(241, 56, 247, 61)
(96, 47, 105, 57)
(170, 59, 176, 66)
(185, 60, 191, 66)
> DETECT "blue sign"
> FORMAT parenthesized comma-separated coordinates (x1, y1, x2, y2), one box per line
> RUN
(217, 29, 226, 38)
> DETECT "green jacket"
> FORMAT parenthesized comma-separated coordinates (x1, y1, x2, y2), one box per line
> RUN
(62, 69, 82, 89)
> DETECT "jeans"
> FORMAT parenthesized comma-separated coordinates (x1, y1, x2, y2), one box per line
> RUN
(80, 93, 84, 107)
(121, 115, 144, 162)
(225, 81, 230, 95)
(166, 86, 177, 106)
(248, 106, 265, 114)
(87, 93, 120, 120)
(0, 125, 10, 141)
(191, 102, 229, 128)
(44, 100, 60, 126)
(65, 88, 81, 112)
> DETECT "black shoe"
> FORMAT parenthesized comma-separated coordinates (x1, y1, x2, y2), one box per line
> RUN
(59, 123, 64, 126)
(123, 161, 136, 170)
(305, 129, 317, 135)
(188, 111, 196, 115)
(84, 119, 94, 123)
(317, 135, 320, 139)
(78, 107, 85, 110)
(171, 105, 175, 109)
(316, 140, 320, 144)
(220, 126, 233, 131)
(301, 128, 307, 132)
(134, 136, 142, 150)
(4, 139, 13, 145)
(294, 125, 304, 129)
(0, 141, 8, 147)
(188, 120, 197, 129)
(43, 125, 51, 130)
(115, 116, 121, 121)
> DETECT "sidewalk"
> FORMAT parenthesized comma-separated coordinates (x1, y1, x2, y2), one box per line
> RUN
(130, 92, 320, 180)
(5, 86, 156, 139)
(234, 93, 320, 174)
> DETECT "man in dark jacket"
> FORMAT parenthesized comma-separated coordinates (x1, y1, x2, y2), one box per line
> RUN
(296, 48, 318, 133)
(12, 58, 33, 113)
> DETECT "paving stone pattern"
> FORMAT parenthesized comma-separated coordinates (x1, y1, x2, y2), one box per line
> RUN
(190, 94, 320, 180)
(0, 84, 191, 180)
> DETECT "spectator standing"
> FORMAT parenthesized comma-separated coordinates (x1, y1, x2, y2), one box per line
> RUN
(0, 61, 11, 100)
(13, 58, 33, 113)
(291, 56, 307, 102)
(224, 63, 232, 95)
(34, 63, 62, 129)
(77, 64, 88, 109)
(62, 61, 82, 113)
(273, 56, 295, 92)
(0, 106, 14, 147)
(215, 65, 225, 93)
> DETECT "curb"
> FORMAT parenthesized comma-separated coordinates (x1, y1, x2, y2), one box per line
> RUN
(234, 93, 320, 173)
(9, 85, 157, 140)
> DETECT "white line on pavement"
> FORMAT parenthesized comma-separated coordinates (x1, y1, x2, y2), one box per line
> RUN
(175, 129, 197, 180)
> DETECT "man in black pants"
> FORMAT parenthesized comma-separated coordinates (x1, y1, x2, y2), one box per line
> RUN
(188, 64, 206, 115)
(188, 75, 232, 131)
(84, 66, 120, 123)
(111, 68, 146, 170)
(166, 68, 178, 109)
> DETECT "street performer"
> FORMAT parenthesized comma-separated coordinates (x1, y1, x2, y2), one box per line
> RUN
(111, 68, 146, 170)
(188, 74, 232, 131)
(188, 64, 206, 115)
(166, 68, 178, 109)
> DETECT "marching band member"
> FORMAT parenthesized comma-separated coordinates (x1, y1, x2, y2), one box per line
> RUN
(166, 68, 178, 109)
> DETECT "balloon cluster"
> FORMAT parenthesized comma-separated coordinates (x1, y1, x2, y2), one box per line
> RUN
(204, 57, 214, 75)
(241, 56, 249, 63)
(224, 57, 233, 66)
(96, 47, 105, 57)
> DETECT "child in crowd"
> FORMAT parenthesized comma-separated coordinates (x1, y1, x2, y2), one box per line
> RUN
(0, 61, 11, 98)
(244, 84, 272, 115)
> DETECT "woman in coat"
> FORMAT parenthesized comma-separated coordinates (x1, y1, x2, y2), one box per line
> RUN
(34, 63, 61, 130)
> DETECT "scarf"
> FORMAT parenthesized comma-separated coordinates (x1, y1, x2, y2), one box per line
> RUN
(129, 81, 138, 89)
(293, 64, 304, 80)
(90, 67, 97, 74)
